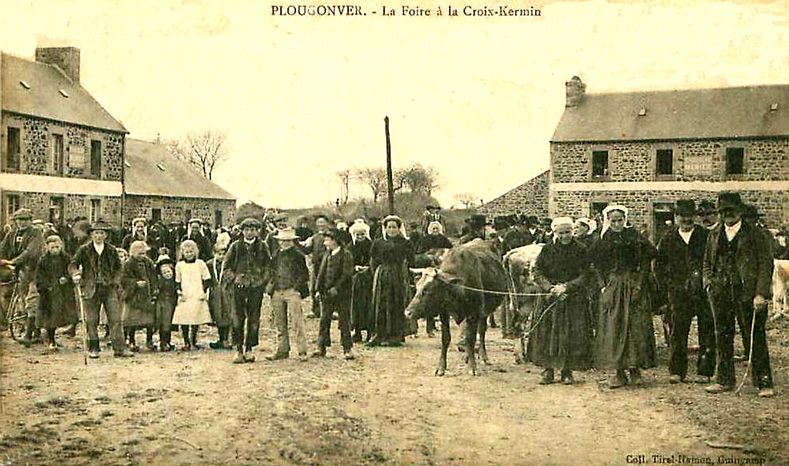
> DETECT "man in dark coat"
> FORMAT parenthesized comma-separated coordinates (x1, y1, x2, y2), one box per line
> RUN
(703, 192, 774, 397)
(182, 218, 212, 261)
(501, 215, 540, 253)
(314, 229, 355, 359)
(656, 199, 715, 384)
(223, 217, 271, 363)
(0, 208, 44, 345)
(302, 214, 330, 318)
(69, 220, 133, 358)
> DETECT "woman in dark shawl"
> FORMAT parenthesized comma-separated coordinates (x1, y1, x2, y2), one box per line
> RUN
(590, 205, 657, 388)
(348, 219, 374, 342)
(528, 217, 593, 384)
(367, 215, 415, 347)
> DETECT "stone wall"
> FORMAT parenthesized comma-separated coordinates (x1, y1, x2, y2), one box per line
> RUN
(478, 170, 549, 219)
(551, 138, 789, 183)
(2, 189, 121, 224)
(550, 189, 788, 240)
(123, 195, 236, 228)
(2, 113, 124, 181)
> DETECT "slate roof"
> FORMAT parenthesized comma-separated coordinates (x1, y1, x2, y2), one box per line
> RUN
(551, 85, 789, 143)
(1, 52, 127, 133)
(124, 138, 236, 201)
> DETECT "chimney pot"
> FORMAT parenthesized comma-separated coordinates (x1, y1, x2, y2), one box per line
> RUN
(35, 46, 81, 84)
(565, 76, 586, 107)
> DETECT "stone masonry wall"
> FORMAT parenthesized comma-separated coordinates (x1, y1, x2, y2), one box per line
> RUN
(478, 170, 549, 219)
(2, 113, 124, 181)
(551, 138, 789, 183)
(550, 189, 788, 237)
(2, 190, 121, 224)
(123, 195, 236, 228)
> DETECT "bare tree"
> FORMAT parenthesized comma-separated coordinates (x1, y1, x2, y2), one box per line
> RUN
(336, 169, 353, 205)
(356, 167, 387, 203)
(166, 129, 229, 180)
(454, 192, 478, 209)
(401, 163, 439, 195)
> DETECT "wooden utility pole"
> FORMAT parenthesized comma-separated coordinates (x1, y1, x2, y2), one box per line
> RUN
(384, 116, 395, 215)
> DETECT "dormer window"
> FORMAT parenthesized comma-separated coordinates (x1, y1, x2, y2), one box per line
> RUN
(770, 103, 779, 112)
(19, 80, 31, 89)
(638, 108, 647, 116)
(58, 89, 69, 98)
(156, 163, 166, 171)
(124, 160, 132, 168)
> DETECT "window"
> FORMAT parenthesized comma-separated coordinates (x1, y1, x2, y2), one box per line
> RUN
(90, 199, 101, 223)
(214, 209, 223, 228)
(5, 127, 21, 172)
(725, 147, 744, 175)
(151, 208, 162, 224)
(656, 149, 673, 175)
(4, 193, 21, 223)
(52, 134, 65, 174)
(590, 201, 609, 217)
(592, 150, 609, 178)
(90, 140, 102, 177)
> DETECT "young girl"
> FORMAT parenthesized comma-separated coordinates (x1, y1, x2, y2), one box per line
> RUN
(121, 241, 158, 351)
(156, 255, 177, 352)
(172, 240, 212, 350)
(35, 236, 78, 352)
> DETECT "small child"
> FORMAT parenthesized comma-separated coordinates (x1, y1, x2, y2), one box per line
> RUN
(156, 255, 177, 351)
(207, 244, 232, 349)
(172, 240, 212, 350)
(35, 236, 78, 352)
(120, 241, 158, 351)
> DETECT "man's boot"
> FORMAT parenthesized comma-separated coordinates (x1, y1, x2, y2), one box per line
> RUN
(88, 339, 100, 359)
(160, 331, 172, 352)
(145, 328, 156, 352)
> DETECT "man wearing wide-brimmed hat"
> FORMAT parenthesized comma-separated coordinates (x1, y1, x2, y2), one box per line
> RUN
(1, 208, 44, 346)
(703, 192, 774, 397)
(265, 226, 309, 361)
(696, 200, 719, 230)
(656, 199, 715, 385)
(69, 219, 133, 358)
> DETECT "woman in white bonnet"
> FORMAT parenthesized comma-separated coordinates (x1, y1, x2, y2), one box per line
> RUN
(348, 219, 374, 342)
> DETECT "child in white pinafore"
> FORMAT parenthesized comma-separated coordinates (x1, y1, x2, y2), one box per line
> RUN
(172, 240, 212, 350)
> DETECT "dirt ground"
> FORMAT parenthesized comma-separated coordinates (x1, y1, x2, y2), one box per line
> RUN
(1, 300, 787, 466)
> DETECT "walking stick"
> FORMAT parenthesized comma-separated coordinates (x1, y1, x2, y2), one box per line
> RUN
(75, 283, 88, 365)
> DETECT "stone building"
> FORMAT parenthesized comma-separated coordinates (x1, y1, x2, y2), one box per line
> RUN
(123, 138, 236, 228)
(477, 169, 549, 219)
(1, 48, 127, 224)
(550, 76, 789, 240)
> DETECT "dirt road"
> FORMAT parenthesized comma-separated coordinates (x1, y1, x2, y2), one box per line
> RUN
(1, 308, 785, 466)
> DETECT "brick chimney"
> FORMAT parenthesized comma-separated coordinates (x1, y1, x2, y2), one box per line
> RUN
(35, 46, 81, 83)
(565, 75, 586, 107)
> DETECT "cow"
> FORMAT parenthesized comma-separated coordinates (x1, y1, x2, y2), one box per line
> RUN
(774, 259, 789, 320)
(502, 243, 545, 361)
(404, 239, 508, 376)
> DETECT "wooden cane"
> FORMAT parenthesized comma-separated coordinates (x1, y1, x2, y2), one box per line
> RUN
(74, 282, 88, 365)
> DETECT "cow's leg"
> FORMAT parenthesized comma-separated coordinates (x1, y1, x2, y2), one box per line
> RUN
(436, 312, 450, 376)
(466, 314, 479, 376)
(478, 313, 490, 365)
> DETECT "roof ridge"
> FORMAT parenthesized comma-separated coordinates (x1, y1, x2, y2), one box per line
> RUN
(586, 83, 789, 97)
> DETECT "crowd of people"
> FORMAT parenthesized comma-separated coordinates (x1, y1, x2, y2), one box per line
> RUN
(1, 192, 787, 399)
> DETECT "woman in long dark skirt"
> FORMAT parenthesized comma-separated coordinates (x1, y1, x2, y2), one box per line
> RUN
(528, 218, 593, 384)
(590, 205, 657, 388)
(367, 215, 415, 347)
(35, 236, 78, 352)
(348, 220, 373, 342)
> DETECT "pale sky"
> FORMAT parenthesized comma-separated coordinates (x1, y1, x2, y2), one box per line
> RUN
(2, 0, 788, 208)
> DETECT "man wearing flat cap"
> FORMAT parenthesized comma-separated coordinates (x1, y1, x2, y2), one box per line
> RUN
(1, 208, 44, 345)
(69, 220, 133, 358)
(656, 199, 715, 384)
(222, 217, 271, 362)
(703, 192, 775, 397)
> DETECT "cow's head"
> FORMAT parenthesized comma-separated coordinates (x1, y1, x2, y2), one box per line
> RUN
(405, 267, 461, 321)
